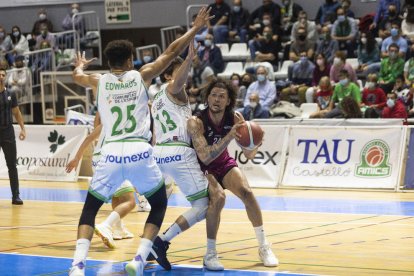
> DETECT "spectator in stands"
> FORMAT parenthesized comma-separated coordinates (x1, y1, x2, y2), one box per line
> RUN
(198, 33, 224, 74)
(382, 91, 408, 118)
(315, 26, 339, 64)
(35, 24, 56, 51)
(281, 0, 303, 39)
(402, 5, 414, 41)
(147, 76, 163, 104)
(6, 55, 30, 103)
(378, 3, 402, 39)
(331, 7, 358, 58)
(31, 41, 53, 74)
(230, 73, 244, 108)
(248, 12, 282, 43)
(61, 3, 85, 48)
(404, 45, 414, 86)
(370, 0, 401, 31)
(357, 32, 380, 75)
(341, 0, 355, 18)
(56, 41, 76, 69)
(392, 75, 412, 109)
(361, 73, 387, 118)
(291, 11, 318, 44)
(134, 49, 154, 70)
(330, 51, 357, 83)
(379, 43, 405, 93)
(229, 0, 250, 43)
(306, 53, 331, 103)
(325, 69, 361, 118)
(289, 26, 315, 62)
(188, 93, 204, 114)
(381, 22, 408, 58)
(248, 0, 281, 36)
(341, 96, 363, 118)
(244, 65, 276, 111)
(0, 59, 9, 70)
(241, 92, 270, 120)
(207, 0, 231, 43)
(237, 73, 254, 108)
(190, 56, 216, 97)
(310, 76, 333, 118)
(9, 26, 29, 63)
(0, 26, 13, 65)
(32, 8, 54, 37)
(315, 0, 341, 28)
(281, 51, 315, 105)
(248, 26, 281, 70)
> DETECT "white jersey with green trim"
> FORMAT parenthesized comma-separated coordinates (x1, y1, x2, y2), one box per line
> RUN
(151, 85, 192, 145)
(97, 70, 151, 142)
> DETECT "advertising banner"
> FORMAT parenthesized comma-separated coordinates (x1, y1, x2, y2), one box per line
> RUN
(0, 125, 88, 182)
(228, 125, 288, 188)
(282, 126, 404, 189)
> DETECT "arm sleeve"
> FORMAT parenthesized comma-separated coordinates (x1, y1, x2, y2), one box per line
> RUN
(11, 92, 18, 108)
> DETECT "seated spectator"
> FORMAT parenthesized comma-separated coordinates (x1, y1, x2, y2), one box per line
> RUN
(330, 51, 357, 84)
(392, 75, 412, 109)
(331, 7, 358, 57)
(289, 26, 315, 62)
(190, 15, 209, 47)
(0, 26, 12, 65)
(382, 91, 408, 118)
(248, 26, 281, 70)
(0, 59, 9, 70)
(370, 0, 401, 31)
(381, 22, 408, 59)
(207, 0, 231, 43)
(188, 93, 204, 114)
(61, 3, 85, 48)
(315, 25, 339, 64)
(378, 3, 402, 39)
(281, 0, 303, 40)
(9, 26, 29, 64)
(291, 11, 318, 44)
(248, 0, 281, 37)
(310, 76, 333, 118)
(244, 65, 276, 111)
(248, 12, 282, 43)
(237, 73, 254, 107)
(360, 73, 387, 118)
(148, 76, 163, 104)
(325, 69, 361, 118)
(402, 4, 414, 41)
(379, 43, 405, 93)
(341, 96, 363, 118)
(32, 8, 54, 37)
(404, 46, 414, 86)
(341, 0, 355, 18)
(281, 51, 315, 105)
(35, 24, 56, 51)
(357, 32, 380, 75)
(6, 55, 30, 103)
(242, 92, 270, 120)
(230, 73, 244, 108)
(190, 56, 216, 97)
(198, 33, 224, 74)
(315, 0, 341, 28)
(134, 49, 154, 70)
(229, 0, 250, 43)
(306, 53, 331, 103)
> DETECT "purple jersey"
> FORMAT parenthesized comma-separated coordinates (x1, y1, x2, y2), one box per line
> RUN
(197, 109, 238, 183)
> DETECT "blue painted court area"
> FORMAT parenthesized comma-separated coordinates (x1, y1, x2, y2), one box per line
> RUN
(1, 187, 414, 216)
(0, 253, 311, 276)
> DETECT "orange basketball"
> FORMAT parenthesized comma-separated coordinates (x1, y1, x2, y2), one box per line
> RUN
(237, 121, 264, 149)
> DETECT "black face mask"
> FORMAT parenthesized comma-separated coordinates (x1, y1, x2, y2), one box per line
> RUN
(389, 10, 396, 17)
(298, 34, 306, 41)
(242, 81, 251, 87)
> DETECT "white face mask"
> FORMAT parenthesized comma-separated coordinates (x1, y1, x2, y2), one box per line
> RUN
(365, 82, 375, 89)
(387, 98, 395, 108)
(250, 102, 258, 109)
(361, 38, 367, 45)
(333, 57, 342, 66)
(39, 14, 46, 20)
(155, 77, 162, 85)
(190, 103, 197, 111)
(72, 8, 79, 14)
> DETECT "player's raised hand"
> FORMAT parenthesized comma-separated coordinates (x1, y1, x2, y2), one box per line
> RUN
(188, 42, 200, 61)
(73, 51, 97, 70)
(193, 6, 214, 30)
(66, 158, 80, 173)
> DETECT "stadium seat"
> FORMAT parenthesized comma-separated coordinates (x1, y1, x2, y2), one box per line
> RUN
(226, 43, 250, 61)
(216, 43, 230, 60)
(346, 58, 359, 70)
(274, 60, 293, 80)
(217, 62, 244, 79)
(298, 103, 318, 118)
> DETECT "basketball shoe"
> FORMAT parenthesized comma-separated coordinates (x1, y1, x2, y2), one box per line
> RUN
(259, 243, 278, 267)
(137, 196, 151, 212)
(94, 224, 115, 249)
(68, 261, 85, 276)
(147, 236, 171, 270)
(125, 254, 145, 276)
(113, 222, 134, 240)
(203, 250, 224, 271)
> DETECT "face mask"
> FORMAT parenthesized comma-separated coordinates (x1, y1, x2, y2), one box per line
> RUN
(143, 55, 152, 63)
(155, 77, 162, 85)
(365, 82, 375, 89)
(72, 8, 79, 14)
(262, 19, 270, 26)
(13, 32, 20, 37)
(387, 98, 395, 108)
(232, 79, 239, 87)
(389, 52, 397, 59)
(204, 39, 212, 47)
(337, 15, 346, 22)
(298, 34, 306, 41)
(361, 38, 367, 44)
(250, 102, 258, 109)
(322, 33, 330, 40)
(300, 57, 307, 64)
(390, 28, 399, 37)
(190, 103, 197, 111)
(389, 10, 396, 17)
(339, 78, 349, 86)
(316, 58, 324, 66)
(263, 33, 272, 40)
(41, 31, 47, 37)
(233, 6, 241, 13)
(257, 74, 266, 82)
(39, 14, 46, 20)
(242, 80, 250, 87)
(333, 57, 342, 66)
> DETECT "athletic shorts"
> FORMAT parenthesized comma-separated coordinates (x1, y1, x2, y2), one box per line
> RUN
(154, 143, 208, 202)
(90, 140, 163, 202)
(204, 156, 238, 186)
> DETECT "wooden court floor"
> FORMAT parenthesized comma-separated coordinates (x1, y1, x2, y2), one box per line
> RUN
(1, 179, 414, 275)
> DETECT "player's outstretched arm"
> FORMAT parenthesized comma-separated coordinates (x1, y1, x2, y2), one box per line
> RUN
(188, 116, 242, 165)
(140, 7, 213, 83)
(66, 124, 102, 173)
(72, 51, 101, 97)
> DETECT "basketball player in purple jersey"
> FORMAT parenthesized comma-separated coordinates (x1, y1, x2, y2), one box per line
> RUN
(187, 79, 278, 267)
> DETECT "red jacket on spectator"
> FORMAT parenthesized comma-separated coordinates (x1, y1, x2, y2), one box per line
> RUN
(382, 100, 407, 119)
(362, 87, 387, 108)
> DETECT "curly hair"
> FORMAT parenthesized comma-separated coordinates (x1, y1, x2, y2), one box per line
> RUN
(342, 96, 362, 118)
(104, 40, 134, 68)
(203, 79, 237, 112)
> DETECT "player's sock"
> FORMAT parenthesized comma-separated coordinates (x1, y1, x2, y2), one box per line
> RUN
(207, 238, 217, 252)
(135, 238, 153, 261)
(72, 238, 90, 265)
(254, 225, 268, 247)
(159, 223, 182, 242)
(101, 211, 120, 228)
(113, 218, 122, 230)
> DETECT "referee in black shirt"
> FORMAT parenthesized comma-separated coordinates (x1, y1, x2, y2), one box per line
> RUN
(0, 68, 26, 205)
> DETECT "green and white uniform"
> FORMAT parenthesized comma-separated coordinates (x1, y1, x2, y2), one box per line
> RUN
(90, 70, 163, 202)
(152, 86, 208, 202)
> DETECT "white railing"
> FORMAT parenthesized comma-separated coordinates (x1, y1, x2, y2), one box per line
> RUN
(135, 44, 162, 61)
(7, 67, 33, 123)
(186, 4, 208, 30)
(160, 26, 182, 51)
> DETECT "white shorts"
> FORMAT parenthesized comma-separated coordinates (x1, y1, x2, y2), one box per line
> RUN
(90, 141, 163, 202)
(154, 144, 208, 201)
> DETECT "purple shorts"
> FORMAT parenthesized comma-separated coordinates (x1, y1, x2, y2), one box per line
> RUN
(203, 156, 238, 187)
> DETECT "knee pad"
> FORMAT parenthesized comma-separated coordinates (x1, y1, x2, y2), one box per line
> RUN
(79, 192, 104, 227)
(146, 185, 167, 228)
(182, 197, 209, 227)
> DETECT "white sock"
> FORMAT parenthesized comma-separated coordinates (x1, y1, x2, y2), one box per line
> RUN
(254, 225, 267, 247)
(72, 238, 90, 266)
(113, 219, 123, 230)
(159, 223, 182, 242)
(135, 238, 153, 261)
(101, 211, 120, 228)
(207, 238, 216, 252)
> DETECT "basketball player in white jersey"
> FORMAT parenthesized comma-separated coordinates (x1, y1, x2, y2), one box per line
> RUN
(150, 42, 227, 270)
(69, 7, 212, 276)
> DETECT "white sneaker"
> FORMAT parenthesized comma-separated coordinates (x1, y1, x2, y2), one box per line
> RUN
(68, 262, 85, 276)
(125, 255, 145, 276)
(259, 243, 279, 267)
(94, 224, 115, 249)
(203, 250, 224, 271)
(137, 196, 151, 212)
(113, 222, 134, 240)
